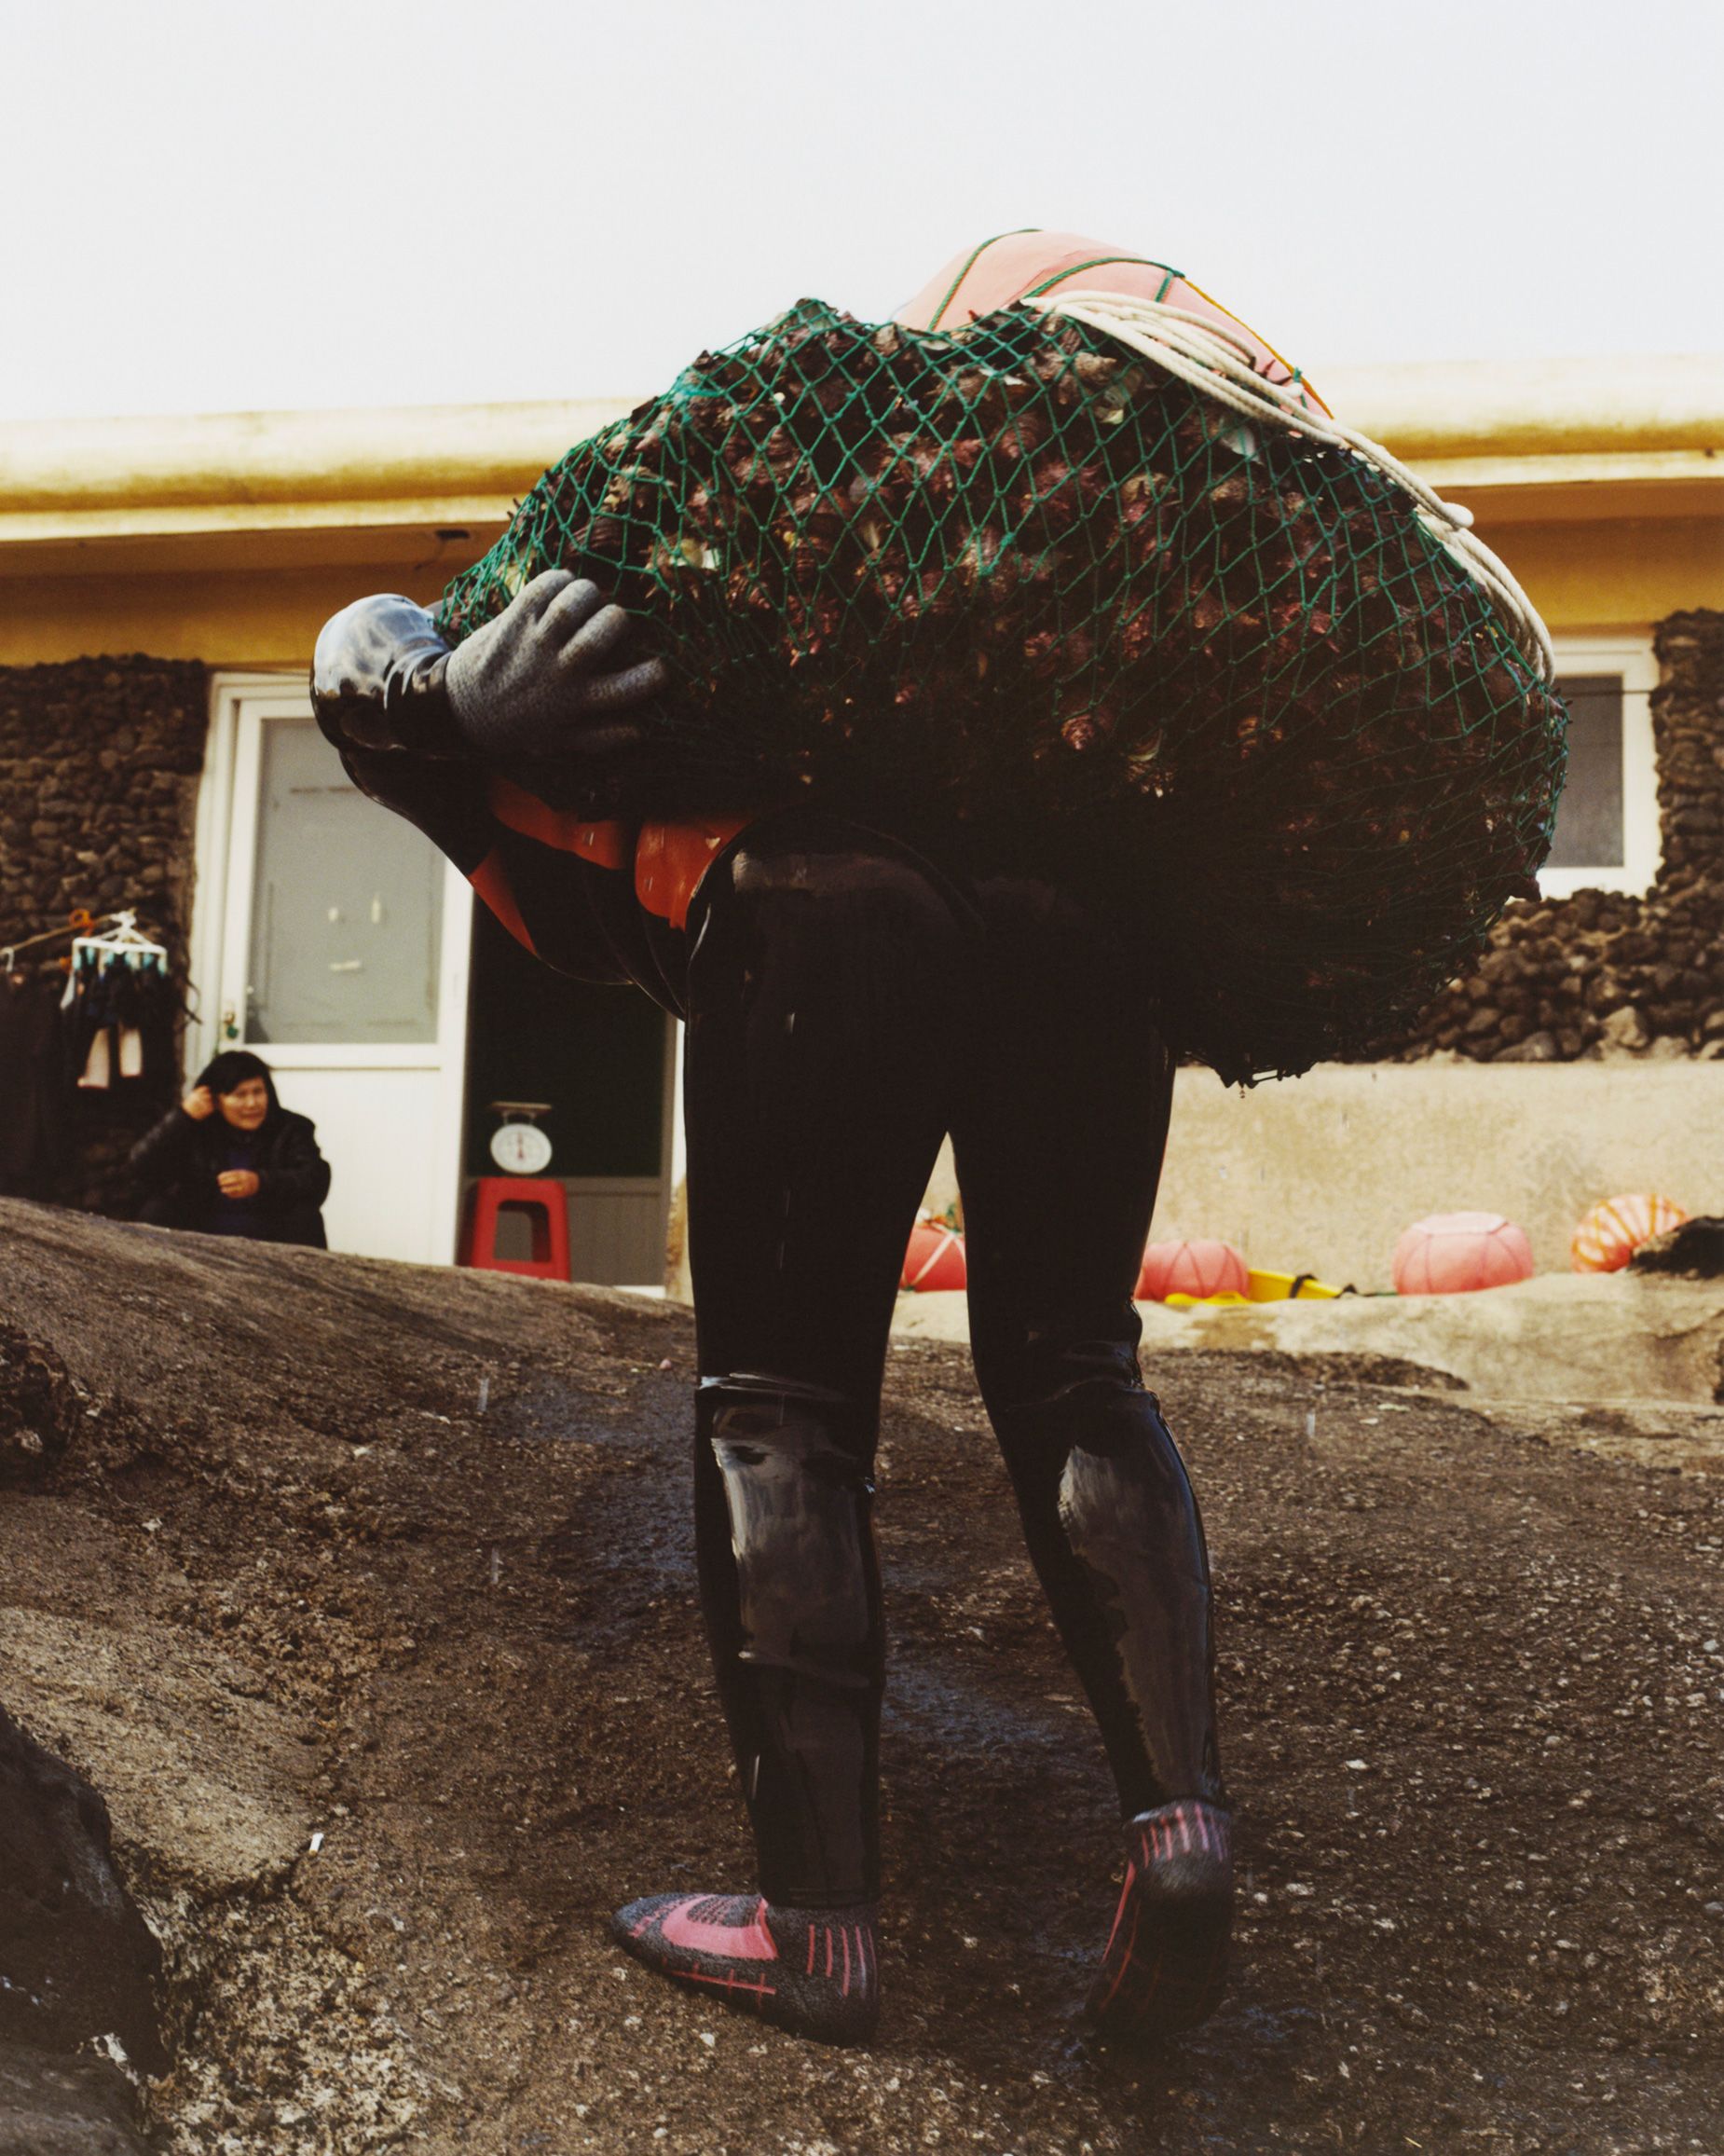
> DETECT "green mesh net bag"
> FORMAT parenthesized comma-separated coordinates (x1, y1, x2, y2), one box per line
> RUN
(438, 294, 1567, 1083)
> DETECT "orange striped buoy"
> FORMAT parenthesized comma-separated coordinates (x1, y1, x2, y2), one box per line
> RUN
(1569, 1193, 1689, 1273)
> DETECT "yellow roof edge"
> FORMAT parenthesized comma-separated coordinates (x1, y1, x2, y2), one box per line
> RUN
(1316, 353, 1724, 460)
(0, 357, 1718, 538)
(0, 494, 521, 548)
(0, 397, 637, 515)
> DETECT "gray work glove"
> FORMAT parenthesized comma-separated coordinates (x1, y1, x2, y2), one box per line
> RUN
(445, 570, 669, 760)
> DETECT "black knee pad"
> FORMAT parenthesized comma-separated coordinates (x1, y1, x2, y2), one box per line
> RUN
(996, 1380, 1222, 1806)
(699, 1375, 883, 1692)
(1056, 1388, 1209, 1592)
(995, 1380, 1209, 1592)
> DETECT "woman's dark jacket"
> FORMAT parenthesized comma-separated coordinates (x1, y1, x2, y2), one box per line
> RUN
(130, 1105, 331, 1248)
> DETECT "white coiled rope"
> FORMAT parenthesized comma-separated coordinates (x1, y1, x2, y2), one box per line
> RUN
(1025, 290, 1554, 686)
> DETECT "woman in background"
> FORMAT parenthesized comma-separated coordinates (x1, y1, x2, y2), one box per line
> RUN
(130, 1049, 330, 1248)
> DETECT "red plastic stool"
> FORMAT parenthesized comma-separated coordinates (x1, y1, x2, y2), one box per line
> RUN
(461, 1177, 571, 1280)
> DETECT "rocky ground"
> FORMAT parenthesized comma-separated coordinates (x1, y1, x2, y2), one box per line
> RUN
(3, 1198, 1723, 2153)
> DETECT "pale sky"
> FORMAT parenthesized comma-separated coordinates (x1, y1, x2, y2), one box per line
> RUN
(2, 0, 1720, 423)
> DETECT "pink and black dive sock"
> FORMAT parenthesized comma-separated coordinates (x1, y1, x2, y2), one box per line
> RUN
(612, 1892, 880, 2046)
(1088, 1798, 1233, 2039)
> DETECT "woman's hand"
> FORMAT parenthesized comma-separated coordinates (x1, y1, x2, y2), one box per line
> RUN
(217, 1170, 261, 1200)
(183, 1086, 215, 1120)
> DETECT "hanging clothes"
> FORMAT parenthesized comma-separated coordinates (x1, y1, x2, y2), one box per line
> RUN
(65, 945, 123, 1091)
(0, 972, 69, 1197)
(64, 947, 176, 1092)
(107, 953, 174, 1082)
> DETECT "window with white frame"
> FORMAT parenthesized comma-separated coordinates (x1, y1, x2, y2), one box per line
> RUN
(1538, 633, 1660, 899)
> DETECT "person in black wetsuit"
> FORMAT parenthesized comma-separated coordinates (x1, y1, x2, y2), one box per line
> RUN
(130, 1050, 331, 1249)
(311, 572, 1230, 2048)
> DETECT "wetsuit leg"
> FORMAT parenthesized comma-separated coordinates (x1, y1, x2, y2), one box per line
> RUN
(951, 877, 1231, 2034)
(952, 876, 1223, 1819)
(681, 812, 974, 1907)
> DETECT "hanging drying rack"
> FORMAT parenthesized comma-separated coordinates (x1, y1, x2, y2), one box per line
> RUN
(2, 908, 167, 975)
(71, 910, 168, 972)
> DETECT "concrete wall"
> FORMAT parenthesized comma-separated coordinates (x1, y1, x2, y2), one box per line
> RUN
(1132, 1060, 1724, 1291)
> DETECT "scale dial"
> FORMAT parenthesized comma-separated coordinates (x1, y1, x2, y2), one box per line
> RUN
(489, 1121, 553, 1175)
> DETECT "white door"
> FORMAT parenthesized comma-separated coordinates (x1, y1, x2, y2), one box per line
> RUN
(191, 677, 472, 1264)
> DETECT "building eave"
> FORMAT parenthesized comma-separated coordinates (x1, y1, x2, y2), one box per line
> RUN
(1315, 354, 1724, 461)
(0, 357, 1717, 570)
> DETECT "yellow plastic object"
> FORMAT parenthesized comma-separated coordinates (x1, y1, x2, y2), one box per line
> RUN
(1155, 1258, 1345, 1311)
(1246, 1268, 1342, 1301)
(1157, 1269, 1347, 1311)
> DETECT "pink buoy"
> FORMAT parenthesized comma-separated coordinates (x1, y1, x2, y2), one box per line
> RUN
(1136, 1239, 1250, 1302)
(1392, 1212, 1534, 1296)
(902, 1220, 966, 1292)
(1569, 1193, 1689, 1274)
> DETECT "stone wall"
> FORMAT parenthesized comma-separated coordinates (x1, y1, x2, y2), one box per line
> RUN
(1375, 608, 1724, 1064)
(0, 657, 207, 1211)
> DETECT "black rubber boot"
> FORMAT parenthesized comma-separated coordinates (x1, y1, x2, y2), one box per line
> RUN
(691, 1376, 885, 1910)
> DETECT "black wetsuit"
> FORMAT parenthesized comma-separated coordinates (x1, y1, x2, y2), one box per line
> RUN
(313, 648, 1223, 1922)
(674, 809, 1222, 1908)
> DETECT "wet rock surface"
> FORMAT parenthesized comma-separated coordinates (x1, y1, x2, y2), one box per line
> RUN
(0, 2040, 148, 2155)
(0, 1323, 82, 1485)
(1, 1198, 1722, 2151)
(1634, 1215, 1724, 1280)
(0, 1702, 163, 2072)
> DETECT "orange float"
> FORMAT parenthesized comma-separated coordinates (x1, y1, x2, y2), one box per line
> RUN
(1569, 1193, 1690, 1273)
(1392, 1212, 1534, 1296)
(894, 229, 1326, 415)
(902, 1220, 967, 1292)
(1136, 1240, 1250, 1302)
